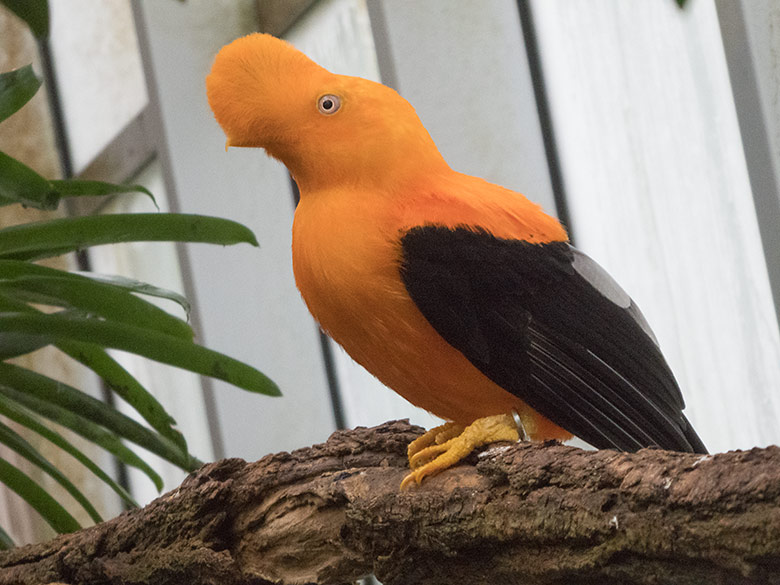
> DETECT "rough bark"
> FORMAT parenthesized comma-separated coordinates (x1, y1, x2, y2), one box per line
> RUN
(1, 420, 779, 585)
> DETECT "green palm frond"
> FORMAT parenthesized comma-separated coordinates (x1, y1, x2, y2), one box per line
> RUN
(0, 52, 279, 546)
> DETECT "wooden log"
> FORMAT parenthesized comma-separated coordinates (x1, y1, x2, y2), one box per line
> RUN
(1, 420, 779, 585)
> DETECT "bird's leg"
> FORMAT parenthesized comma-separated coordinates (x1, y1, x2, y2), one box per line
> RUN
(400, 413, 519, 489)
(407, 422, 465, 470)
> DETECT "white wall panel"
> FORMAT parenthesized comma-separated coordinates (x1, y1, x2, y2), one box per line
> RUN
(532, 0, 780, 452)
(135, 0, 337, 459)
(372, 0, 558, 216)
(739, 0, 780, 180)
(716, 0, 780, 336)
(49, 0, 147, 174)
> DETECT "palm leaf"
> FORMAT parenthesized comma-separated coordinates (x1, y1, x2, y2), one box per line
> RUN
(0, 362, 192, 471)
(0, 525, 13, 550)
(0, 331, 50, 359)
(0, 213, 259, 261)
(0, 459, 80, 534)
(50, 179, 156, 208)
(0, 394, 137, 508)
(0, 420, 102, 523)
(0, 151, 58, 210)
(0, 384, 166, 490)
(0, 276, 192, 339)
(57, 341, 188, 453)
(74, 271, 191, 317)
(0, 278, 189, 451)
(0, 259, 190, 319)
(0, 65, 41, 123)
(0, 0, 49, 38)
(0, 312, 280, 396)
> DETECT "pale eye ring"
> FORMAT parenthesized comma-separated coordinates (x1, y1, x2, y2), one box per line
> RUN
(317, 94, 341, 115)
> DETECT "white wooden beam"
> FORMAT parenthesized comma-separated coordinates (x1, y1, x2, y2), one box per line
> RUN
(531, 0, 780, 451)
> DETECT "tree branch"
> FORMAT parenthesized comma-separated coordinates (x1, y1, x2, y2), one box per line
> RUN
(1, 420, 779, 585)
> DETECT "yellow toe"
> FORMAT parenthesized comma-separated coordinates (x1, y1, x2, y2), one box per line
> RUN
(401, 413, 520, 489)
(407, 422, 463, 469)
(409, 436, 458, 469)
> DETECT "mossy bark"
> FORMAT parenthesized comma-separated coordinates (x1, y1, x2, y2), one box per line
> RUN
(1, 420, 779, 585)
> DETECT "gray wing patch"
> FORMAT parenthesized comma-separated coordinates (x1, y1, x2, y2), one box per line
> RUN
(626, 300, 659, 347)
(569, 246, 659, 347)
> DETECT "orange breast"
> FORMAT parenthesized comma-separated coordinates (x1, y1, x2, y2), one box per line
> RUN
(291, 172, 571, 440)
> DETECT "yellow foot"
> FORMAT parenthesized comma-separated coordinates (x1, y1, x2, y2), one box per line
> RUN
(400, 414, 519, 490)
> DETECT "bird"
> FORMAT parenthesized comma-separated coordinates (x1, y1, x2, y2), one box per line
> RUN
(206, 33, 707, 488)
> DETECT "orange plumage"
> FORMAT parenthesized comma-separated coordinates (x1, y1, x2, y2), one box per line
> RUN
(207, 33, 705, 486)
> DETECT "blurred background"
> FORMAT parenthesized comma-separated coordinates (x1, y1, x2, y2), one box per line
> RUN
(1, 0, 779, 546)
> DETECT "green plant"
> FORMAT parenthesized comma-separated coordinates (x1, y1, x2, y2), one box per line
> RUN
(0, 1, 279, 547)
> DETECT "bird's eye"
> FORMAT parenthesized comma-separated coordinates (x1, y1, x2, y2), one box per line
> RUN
(317, 94, 341, 115)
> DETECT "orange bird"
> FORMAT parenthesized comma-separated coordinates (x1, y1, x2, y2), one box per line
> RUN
(207, 33, 706, 487)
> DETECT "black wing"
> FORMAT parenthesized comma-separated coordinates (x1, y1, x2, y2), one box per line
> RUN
(400, 225, 706, 453)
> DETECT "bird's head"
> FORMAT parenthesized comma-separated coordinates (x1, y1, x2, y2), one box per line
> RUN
(206, 33, 448, 192)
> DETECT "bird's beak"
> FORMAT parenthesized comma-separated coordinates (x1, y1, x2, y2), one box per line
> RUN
(223, 134, 259, 150)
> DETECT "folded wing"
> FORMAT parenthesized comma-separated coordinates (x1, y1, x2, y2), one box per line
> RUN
(400, 225, 706, 453)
